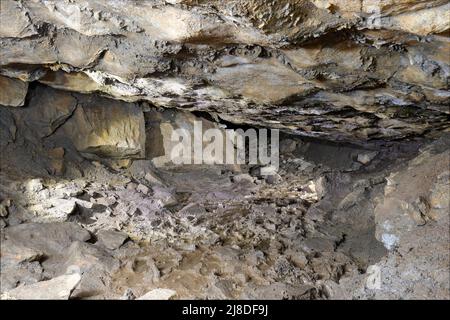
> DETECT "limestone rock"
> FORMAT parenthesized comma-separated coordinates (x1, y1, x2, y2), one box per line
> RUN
(357, 152, 378, 165)
(13, 85, 146, 159)
(60, 92, 146, 159)
(0, 76, 28, 107)
(97, 230, 129, 250)
(4, 273, 81, 300)
(3, 222, 91, 256)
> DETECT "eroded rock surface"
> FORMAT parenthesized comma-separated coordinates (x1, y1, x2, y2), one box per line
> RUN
(0, 0, 449, 143)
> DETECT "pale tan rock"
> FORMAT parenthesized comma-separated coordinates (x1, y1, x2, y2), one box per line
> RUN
(61, 95, 145, 159)
(0, 76, 28, 107)
(388, 3, 450, 35)
(357, 152, 378, 164)
(136, 184, 150, 195)
(0, 0, 37, 38)
(5, 273, 81, 300)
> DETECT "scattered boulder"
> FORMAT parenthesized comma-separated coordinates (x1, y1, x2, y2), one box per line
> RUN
(3, 222, 91, 256)
(97, 229, 129, 250)
(152, 186, 177, 207)
(136, 184, 150, 195)
(4, 273, 81, 300)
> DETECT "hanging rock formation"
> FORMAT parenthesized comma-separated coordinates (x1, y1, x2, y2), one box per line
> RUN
(0, 0, 449, 142)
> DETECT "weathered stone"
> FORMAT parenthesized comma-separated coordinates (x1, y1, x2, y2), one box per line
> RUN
(152, 186, 178, 207)
(60, 92, 146, 159)
(232, 174, 254, 184)
(0, 0, 449, 302)
(3, 222, 91, 256)
(4, 273, 81, 300)
(145, 109, 236, 167)
(14, 85, 145, 159)
(97, 229, 129, 250)
(136, 184, 150, 195)
(0, 76, 28, 107)
(357, 152, 378, 165)
(26, 179, 44, 193)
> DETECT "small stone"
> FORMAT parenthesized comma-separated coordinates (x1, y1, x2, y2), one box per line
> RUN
(48, 198, 77, 215)
(136, 184, 149, 195)
(95, 196, 117, 207)
(357, 151, 378, 165)
(260, 165, 279, 176)
(265, 174, 282, 185)
(0, 199, 11, 217)
(26, 179, 44, 193)
(97, 229, 129, 250)
(126, 182, 138, 190)
(232, 174, 254, 184)
(144, 172, 164, 186)
(137, 288, 176, 300)
(287, 251, 308, 269)
(152, 186, 177, 207)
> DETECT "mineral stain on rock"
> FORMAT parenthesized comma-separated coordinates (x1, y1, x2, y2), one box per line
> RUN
(0, 0, 449, 300)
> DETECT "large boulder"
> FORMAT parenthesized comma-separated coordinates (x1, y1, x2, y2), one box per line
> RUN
(13, 85, 146, 159)
(3, 273, 81, 300)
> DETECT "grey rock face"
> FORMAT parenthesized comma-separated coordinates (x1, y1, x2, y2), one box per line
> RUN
(3, 222, 91, 256)
(97, 229, 129, 250)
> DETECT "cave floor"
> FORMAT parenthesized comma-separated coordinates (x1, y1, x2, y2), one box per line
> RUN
(1, 133, 448, 300)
